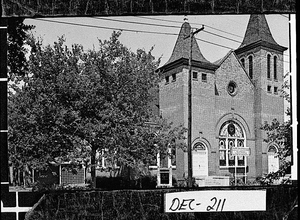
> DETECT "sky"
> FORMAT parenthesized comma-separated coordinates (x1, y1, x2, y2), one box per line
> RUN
(23, 14, 291, 71)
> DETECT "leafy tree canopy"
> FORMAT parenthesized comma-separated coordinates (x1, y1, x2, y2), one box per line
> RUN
(7, 18, 34, 79)
(8, 31, 187, 186)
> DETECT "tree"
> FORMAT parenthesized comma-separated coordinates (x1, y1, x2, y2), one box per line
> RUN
(7, 18, 34, 79)
(8, 31, 187, 187)
(260, 73, 292, 185)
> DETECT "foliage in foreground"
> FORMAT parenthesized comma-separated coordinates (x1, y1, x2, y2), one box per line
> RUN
(25, 186, 298, 220)
(8, 31, 187, 187)
(259, 73, 293, 185)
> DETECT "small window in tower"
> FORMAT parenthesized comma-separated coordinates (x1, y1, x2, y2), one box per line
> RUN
(192, 71, 198, 80)
(267, 85, 272, 93)
(274, 56, 277, 81)
(172, 73, 176, 82)
(165, 76, 169, 84)
(241, 58, 245, 68)
(248, 56, 253, 79)
(274, 86, 278, 94)
(202, 73, 207, 82)
(267, 54, 271, 79)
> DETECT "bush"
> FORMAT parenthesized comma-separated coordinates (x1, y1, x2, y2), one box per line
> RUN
(26, 185, 298, 220)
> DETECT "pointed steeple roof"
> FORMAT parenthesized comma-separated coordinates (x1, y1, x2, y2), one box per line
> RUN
(236, 14, 287, 53)
(164, 22, 210, 65)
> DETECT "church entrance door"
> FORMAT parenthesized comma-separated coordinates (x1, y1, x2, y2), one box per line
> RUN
(192, 143, 208, 177)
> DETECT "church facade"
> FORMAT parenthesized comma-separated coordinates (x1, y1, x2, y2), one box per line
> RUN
(157, 14, 287, 185)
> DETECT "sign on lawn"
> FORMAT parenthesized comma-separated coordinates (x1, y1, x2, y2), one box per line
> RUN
(164, 190, 266, 212)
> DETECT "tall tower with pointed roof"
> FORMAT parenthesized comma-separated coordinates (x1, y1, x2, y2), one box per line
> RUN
(235, 14, 287, 177)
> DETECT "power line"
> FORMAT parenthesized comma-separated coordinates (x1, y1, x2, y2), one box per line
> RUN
(35, 18, 178, 36)
(202, 30, 241, 44)
(33, 18, 238, 50)
(195, 37, 233, 50)
(137, 15, 244, 39)
(94, 16, 289, 58)
(93, 16, 180, 29)
(32, 18, 289, 64)
(94, 16, 242, 44)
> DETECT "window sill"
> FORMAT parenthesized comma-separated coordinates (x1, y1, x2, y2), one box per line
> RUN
(219, 166, 247, 169)
(149, 165, 176, 170)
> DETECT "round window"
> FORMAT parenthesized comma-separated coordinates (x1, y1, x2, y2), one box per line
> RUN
(227, 81, 237, 96)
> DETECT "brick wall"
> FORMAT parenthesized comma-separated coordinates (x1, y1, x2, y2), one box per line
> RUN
(159, 46, 285, 184)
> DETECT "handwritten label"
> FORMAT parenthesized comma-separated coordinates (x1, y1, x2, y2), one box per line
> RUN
(164, 190, 266, 213)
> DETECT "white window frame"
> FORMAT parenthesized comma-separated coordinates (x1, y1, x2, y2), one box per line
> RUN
(267, 145, 280, 173)
(219, 121, 247, 169)
(149, 145, 176, 169)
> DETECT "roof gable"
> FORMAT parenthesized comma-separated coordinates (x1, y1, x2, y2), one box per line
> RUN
(216, 50, 254, 87)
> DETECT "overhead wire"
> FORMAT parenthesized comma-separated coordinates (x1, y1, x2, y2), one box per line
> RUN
(136, 15, 244, 39)
(93, 16, 242, 44)
(93, 16, 289, 59)
(34, 17, 238, 50)
(35, 18, 178, 36)
(33, 17, 289, 64)
(137, 14, 290, 49)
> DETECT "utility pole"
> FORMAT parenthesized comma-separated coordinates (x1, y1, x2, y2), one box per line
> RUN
(186, 25, 204, 188)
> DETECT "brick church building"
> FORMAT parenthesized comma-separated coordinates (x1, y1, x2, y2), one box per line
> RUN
(157, 14, 287, 186)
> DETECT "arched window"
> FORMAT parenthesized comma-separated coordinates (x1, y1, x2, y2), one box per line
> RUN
(248, 56, 253, 79)
(267, 54, 271, 79)
(268, 145, 279, 173)
(219, 121, 246, 168)
(274, 56, 277, 80)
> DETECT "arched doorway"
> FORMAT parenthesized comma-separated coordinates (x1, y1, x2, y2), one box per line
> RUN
(218, 120, 248, 184)
(219, 120, 246, 168)
(267, 145, 279, 173)
(192, 142, 208, 177)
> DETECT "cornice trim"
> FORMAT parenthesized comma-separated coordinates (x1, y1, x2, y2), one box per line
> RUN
(158, 58, 219, 73)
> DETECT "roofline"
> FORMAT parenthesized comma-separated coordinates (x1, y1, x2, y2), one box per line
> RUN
(158, 57, 219, 73)
(214, 50, 233, 66)
(235, 40, 288, 54)
(215, 50, 255, 87)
